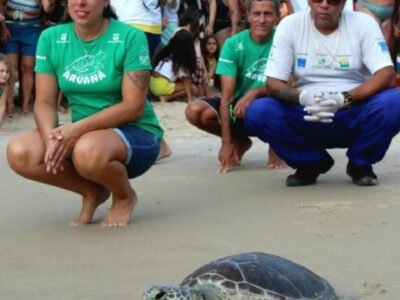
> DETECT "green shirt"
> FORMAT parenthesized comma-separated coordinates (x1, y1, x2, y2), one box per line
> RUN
(216, 29, 274, 100)
(35, 18, 164, 138)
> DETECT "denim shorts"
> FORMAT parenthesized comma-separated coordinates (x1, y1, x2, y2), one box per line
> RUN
(2, 17, 41, 56)
(113, 125, 161, 179)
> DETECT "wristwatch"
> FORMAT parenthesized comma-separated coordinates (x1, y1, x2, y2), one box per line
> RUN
(341, 91, 354, 108)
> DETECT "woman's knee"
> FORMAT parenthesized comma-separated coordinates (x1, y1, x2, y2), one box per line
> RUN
(7, 137, 38, 173)
(72, 134, 119, 176)
(72, 137, 102, 173)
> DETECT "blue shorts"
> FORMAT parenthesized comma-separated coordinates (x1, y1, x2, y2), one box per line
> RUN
(2, 17, 41, 56)
(112, 125, 161, 179)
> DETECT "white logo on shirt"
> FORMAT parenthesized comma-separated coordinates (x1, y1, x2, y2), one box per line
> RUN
(57, 33, 70, 44)
(245, 58, 268, 82)
(108, 33, 124, 44)
(63, 52, 106, 84)
(139, 45, 150, 65)
(236, 42, 244, 51)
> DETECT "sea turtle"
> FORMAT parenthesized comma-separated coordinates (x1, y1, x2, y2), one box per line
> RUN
(143, 252, 338, 300)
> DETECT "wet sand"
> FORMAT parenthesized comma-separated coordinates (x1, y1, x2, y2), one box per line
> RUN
(0, 102, 399, 299)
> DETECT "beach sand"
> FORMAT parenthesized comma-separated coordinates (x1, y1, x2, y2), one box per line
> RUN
(0, 102, 399, 299)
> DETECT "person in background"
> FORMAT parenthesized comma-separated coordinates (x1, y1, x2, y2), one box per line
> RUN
(186, 0, 286, 173)
(110, 0, 162, 58)
(160, 0, 180, 48)
(355, 0, 396, 64)
(0, 0, 55, 116)
(0, 52, 15, 133)
(41, 0, 69, 113)
(150, 29, 197, 102)
(177, 6, 209, 97)
(245, 0, 400, 186)
(201, 34, 220, 89)
(7, 0, 164, 227)
(206, 0, 246, 46)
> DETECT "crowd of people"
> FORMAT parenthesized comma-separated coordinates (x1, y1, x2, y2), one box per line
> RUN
(3, 0, 400, 227)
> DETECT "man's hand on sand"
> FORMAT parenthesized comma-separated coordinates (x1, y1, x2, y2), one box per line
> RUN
(217, 143, 240, 173)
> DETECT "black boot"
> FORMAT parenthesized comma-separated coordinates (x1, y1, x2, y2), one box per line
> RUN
(346, 162, 378, 186)
(286, 157, 334, 187)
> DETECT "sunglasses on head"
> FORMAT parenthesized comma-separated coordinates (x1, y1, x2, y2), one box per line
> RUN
(310, 0, 342, 6)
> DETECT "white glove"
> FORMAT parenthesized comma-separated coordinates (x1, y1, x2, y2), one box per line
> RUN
(319, 92, 344, 114)
(299, 90, 324, 107)
(300, 90, 334, 123)
(304, 92, 344, 123)
(303, 108, 335, 123)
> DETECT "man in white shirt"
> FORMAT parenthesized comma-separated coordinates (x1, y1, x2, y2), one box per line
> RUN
(244, 0, 400, 186)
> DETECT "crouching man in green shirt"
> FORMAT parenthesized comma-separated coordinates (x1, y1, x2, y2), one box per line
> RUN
(186, 0, 285, 173)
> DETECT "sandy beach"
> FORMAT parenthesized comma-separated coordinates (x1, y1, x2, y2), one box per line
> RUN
(1, 102, 399, 299)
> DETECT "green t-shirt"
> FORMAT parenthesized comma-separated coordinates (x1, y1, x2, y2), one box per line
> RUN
(216, 29, 274, 100)
(35, 18, 163, 138)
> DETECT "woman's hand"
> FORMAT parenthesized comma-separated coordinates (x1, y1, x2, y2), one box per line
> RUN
(44, 123, 80, 174)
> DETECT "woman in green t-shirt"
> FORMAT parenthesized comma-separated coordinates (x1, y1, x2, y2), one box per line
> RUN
(7, 0, 164, 228)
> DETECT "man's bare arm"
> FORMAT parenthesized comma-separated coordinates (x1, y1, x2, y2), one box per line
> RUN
(267, 77, 300, 104)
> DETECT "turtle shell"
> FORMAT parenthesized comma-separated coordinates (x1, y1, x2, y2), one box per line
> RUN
(180, 252, 337, 300)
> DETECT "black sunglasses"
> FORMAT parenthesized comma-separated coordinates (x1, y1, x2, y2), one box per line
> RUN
(310, 0, 342, 6)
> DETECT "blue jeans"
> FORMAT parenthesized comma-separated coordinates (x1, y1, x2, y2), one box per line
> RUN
(244, 88, 400, 168)
(113, 125, 161, 178)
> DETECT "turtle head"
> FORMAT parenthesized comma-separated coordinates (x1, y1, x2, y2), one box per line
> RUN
(143, 285, 204, 300)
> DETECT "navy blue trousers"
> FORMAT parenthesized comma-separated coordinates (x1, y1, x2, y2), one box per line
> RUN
(244, 88, 400, 168)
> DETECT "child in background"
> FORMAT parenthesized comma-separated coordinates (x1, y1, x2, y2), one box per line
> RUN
(150, 30, 197, 102)
(0, 54, 15, 134)
(202, 35, 220, 89)
(177, 7, 209, 97)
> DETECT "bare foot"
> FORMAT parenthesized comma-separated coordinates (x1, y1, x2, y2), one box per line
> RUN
(157, 138, 172, 161)
(267, 147, 287, 169)
(69, 187, 110, 226)
(100, 189, 138, 228)
(235, 137, 252, 162)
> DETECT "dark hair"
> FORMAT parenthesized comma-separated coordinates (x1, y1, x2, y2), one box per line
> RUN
(248, 0, 280, 15)
(201, 35, 220, 68)
(178, 6, 201, 38)
(153, 29, 197, 76)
